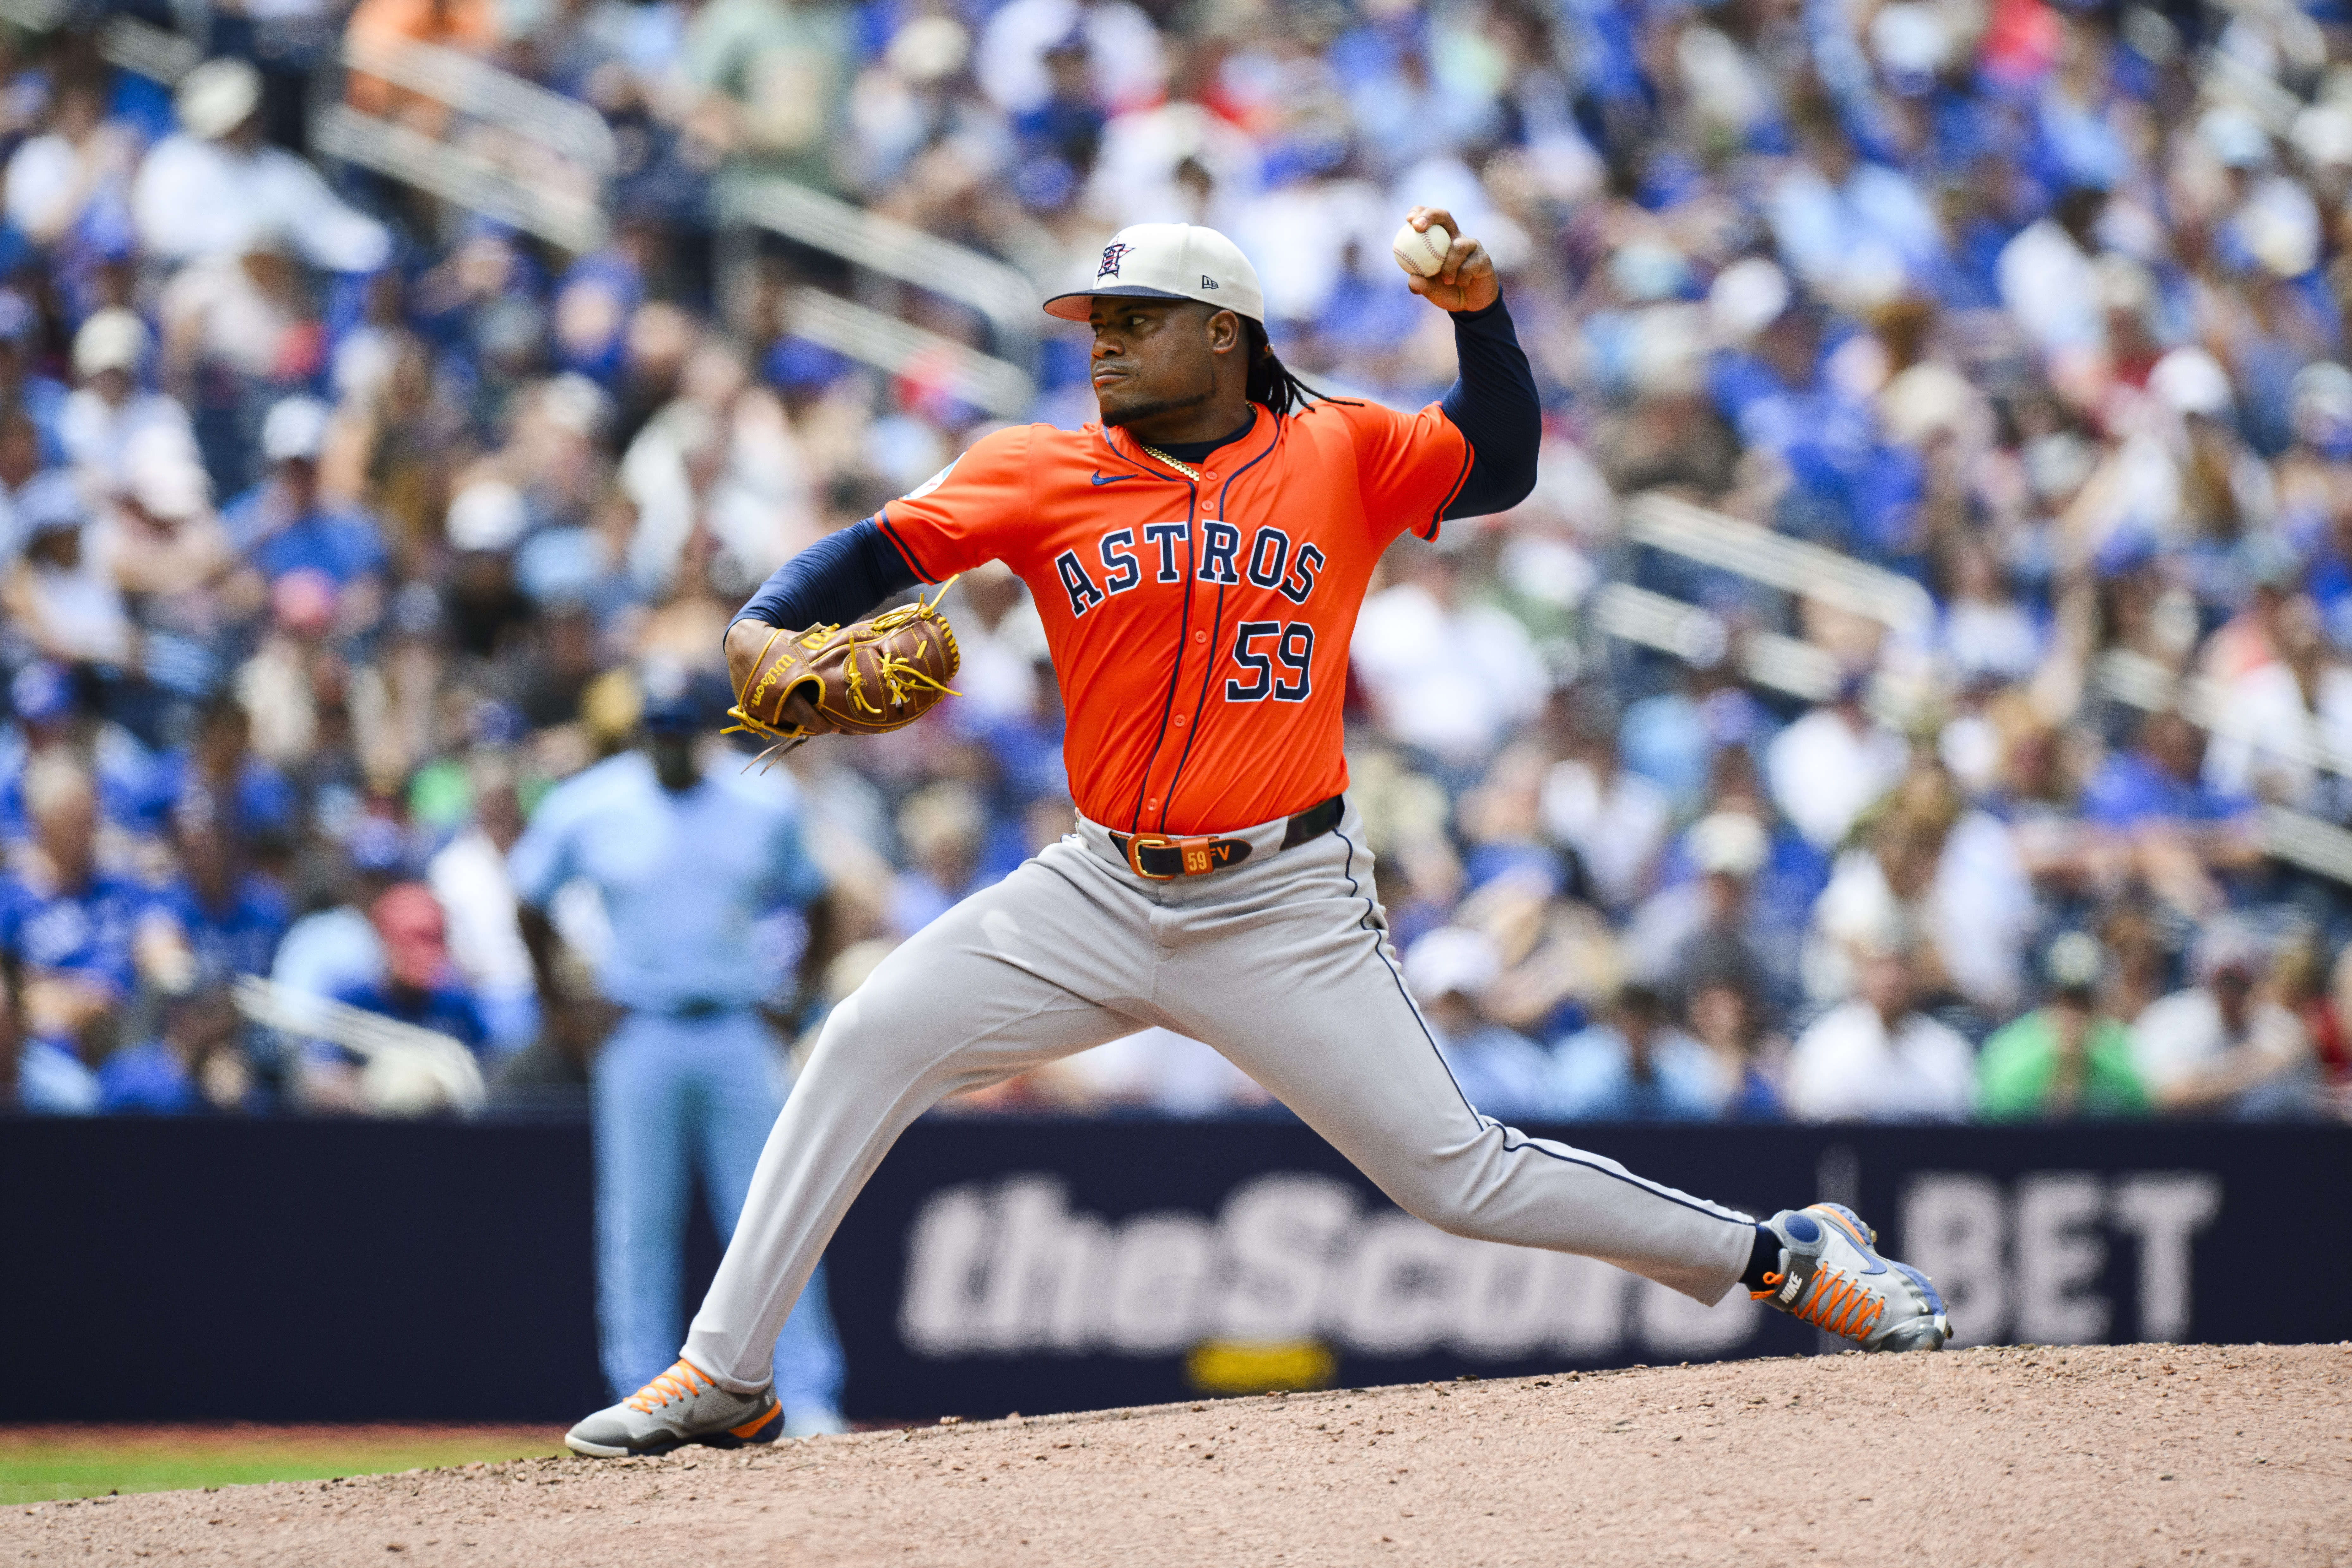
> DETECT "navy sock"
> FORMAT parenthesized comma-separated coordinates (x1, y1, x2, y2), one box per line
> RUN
(1739, 1224, 1782, 1293)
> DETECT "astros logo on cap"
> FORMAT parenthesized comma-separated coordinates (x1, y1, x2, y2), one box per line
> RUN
(1045, 224, 1268, 324)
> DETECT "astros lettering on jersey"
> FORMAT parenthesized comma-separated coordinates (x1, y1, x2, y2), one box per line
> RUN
(873, 400, 1472, 836)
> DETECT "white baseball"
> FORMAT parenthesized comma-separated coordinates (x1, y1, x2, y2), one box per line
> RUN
(1391, 220, 1452, 278)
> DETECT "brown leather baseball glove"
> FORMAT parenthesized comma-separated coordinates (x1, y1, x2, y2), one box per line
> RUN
(724, 589, 960, 759)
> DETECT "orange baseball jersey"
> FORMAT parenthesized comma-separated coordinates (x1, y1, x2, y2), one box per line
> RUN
(876, 399, 1472, 835)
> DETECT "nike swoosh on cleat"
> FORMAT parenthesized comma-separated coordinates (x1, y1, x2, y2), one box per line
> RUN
(1091, 471, 1136, 485)
(1814, 1208, 1888, 1273)
(728, 1400, 783, 1439)
(1893, 1261, 1944, 1308)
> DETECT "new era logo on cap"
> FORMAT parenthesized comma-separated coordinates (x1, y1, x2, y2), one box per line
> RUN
(1046, 223, 1266, 325)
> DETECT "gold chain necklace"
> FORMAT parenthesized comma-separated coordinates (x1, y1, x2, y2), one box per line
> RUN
(1140, 444, 1202, 482)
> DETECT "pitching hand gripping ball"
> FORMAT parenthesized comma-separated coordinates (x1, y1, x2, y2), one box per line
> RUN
(1391, 219, 1452, 278)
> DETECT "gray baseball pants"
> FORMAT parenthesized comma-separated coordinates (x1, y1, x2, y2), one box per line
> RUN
(682, 802, 1756, 1390)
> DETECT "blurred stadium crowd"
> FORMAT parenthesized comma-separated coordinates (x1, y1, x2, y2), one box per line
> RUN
(4, 0, 2352, 1123)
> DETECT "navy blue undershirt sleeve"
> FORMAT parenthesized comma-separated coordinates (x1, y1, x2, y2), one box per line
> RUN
(1438, 295, 1540, 521)
(732, 517, 922, 631)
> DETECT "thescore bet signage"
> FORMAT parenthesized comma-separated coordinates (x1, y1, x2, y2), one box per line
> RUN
(3, 1117, 2340, 1422)
(823, 1120, 2346, 1420)
(898, 1172, 1761, 1363)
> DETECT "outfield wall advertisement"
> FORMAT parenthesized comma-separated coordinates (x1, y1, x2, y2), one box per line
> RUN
(2, 1118, 2343, 1421)
(826, 1121, 2342, 1419)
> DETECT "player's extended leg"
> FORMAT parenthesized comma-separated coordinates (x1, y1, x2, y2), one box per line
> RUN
(589, 1013, 698, 1400)
(565, 850, 1150, 1455)
(1128, 809, 1747, 1299)
(691, 1010, 845, 1435)
(1153, 807, 1948, 1343)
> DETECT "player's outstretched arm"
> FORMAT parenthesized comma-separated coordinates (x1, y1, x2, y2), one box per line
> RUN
(1398, 207, 1539, 519)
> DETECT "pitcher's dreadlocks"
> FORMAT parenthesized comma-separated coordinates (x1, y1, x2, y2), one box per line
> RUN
(1245, 318, 1352, 419)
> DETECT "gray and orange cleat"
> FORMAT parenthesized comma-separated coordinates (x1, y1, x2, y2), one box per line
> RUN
(1754, 1203, 1951, 1351)
(564, 1359, 783, 1458)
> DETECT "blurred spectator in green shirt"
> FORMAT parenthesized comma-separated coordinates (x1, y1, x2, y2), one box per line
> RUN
(1978, 934, 2148, 1121)
(682, 0, 856, 191)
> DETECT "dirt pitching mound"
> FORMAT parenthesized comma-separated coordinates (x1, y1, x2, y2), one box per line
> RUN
(6, 1344, 2345, 1567)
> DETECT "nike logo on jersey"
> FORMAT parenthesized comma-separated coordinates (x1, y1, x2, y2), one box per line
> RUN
(1090, 471, 1137, 486)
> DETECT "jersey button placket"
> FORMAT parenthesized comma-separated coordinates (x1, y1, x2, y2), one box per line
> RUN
(1151, 524, 1214, 829)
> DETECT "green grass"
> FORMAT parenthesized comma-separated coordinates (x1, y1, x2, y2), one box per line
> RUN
(0, 1425, 564, 1504)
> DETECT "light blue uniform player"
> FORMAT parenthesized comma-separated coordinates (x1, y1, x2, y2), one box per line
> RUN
(508, 687, 846, 1433)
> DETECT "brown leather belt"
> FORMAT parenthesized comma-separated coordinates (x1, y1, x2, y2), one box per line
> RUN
(1110, 795, 1342, 881)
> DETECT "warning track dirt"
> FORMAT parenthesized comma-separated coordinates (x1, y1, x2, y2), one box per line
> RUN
(4, 1344, 2344, 1566)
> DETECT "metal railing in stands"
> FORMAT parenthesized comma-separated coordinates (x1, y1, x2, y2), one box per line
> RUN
(338, 33, 616, 177)
(0, 0, 65, 30)
(311, 104, 607, 252)
(20, 6, 1035, 407)
(310, 35, 613, 251)
(1588, 580, 1842, 705)
(0, 3, 200, 83)
(716, 175, 1041, 357)
(2092, 647, 2352, 779)
(1621, 491, 1938, 635)
(2084, 648, 2352, 878)
(98, 15, 200, 83)
(2256, 806, 2352, 885)
(2203, 50, 2299, 137)
(8, 7, 620, 250)
(232, 976, 486, 1117)
(784, 287, 1035, 419)
(1592, 582, 2352, 888)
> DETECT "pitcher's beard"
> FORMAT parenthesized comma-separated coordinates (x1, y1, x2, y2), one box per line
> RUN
(1099, 378, 1215, 431)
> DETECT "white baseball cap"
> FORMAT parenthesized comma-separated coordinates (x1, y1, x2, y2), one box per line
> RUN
(1044, 223, 1266, 325)
(1403, 926, 1501, 1003)
(1688, 810, 1770, 879)
(2150, 346, 2234, 420)
(176, 57, 263, 142)
(73, 309, 149, 379)
(125, 427, 210, 520)
(261, 395, 332, 463)
(446, 479, 529, 553)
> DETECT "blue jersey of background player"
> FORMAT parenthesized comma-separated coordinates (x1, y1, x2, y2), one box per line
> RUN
(506, 678, 847, 1435)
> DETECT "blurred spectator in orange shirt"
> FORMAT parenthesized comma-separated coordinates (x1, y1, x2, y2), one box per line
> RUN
(346, 0, 500, 128)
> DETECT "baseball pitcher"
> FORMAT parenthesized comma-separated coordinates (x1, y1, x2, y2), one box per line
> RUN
(564, 213, 1950, 1456)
